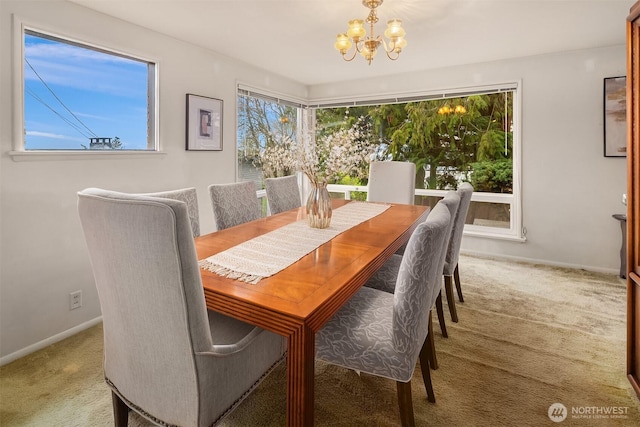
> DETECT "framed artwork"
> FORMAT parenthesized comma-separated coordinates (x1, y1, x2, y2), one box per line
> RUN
(603, 76, 627, 157)
(186, 94, 223, 151)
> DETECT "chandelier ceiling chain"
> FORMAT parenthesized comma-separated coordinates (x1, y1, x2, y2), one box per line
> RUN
(334, 0, 407, 65)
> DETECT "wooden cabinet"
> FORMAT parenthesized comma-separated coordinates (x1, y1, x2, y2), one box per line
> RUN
(627, 1, 640, 399)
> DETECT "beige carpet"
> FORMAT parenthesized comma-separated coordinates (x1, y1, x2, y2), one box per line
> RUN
(1, 254, 639, 426)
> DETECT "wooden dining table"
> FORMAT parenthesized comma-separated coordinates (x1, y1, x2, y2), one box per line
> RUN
(195, 199, 429, 426)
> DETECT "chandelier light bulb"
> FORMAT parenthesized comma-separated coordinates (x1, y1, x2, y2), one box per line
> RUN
(347, 19, 366, 40)
(335, 33, 353, 53)
(394, 37, 407, 52)
(384, 19, 405, 40)
(360, 44, 377, 62)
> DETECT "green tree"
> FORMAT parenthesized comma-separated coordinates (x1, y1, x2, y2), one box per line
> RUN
(472, 96, 513, 193)
(469, 159, 513, 193)
(315, 106, 372, 139)
(366, 92, 513, 191)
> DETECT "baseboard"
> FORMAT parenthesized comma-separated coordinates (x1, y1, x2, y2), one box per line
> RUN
(0, 316, 103, 367)
(460, 250, 620, 276)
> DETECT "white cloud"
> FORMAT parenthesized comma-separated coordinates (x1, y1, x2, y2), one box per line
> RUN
(75, 112, 110, 121)
(24, 35, 147, 97)
(26, 131, 83, 141)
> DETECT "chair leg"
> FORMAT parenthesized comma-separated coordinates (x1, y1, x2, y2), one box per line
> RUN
(427, 311, 438, 370)
(445, 275, 459, 323)
(112, 392, 129, 427)
(435, 291, 448, 338)
(454, 263, 464, 302)
(396, 381, 416, 427)
(419, 336, 436, 403)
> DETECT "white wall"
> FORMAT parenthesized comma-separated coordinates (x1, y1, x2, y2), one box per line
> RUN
(309, 46, 628, 273)
(0, 0, 628, 363)
(0, 0, 307, 362)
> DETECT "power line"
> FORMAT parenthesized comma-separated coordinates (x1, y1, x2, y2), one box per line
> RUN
(25, 88, 92, 139)
(24, 57, 98, 138)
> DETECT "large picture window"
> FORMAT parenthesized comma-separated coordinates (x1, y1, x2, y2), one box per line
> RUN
(314, 87, 520, 238)
(22, 29, 156, 151)
(237, 84, 522, 240)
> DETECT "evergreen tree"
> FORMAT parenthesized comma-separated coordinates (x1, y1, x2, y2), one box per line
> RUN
(365, 93, 513, 191)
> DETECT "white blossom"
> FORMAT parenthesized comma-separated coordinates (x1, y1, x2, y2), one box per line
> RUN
(260, 116, 377, 186)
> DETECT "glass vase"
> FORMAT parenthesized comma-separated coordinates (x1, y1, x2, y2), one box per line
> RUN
(306, 181, 332, 229)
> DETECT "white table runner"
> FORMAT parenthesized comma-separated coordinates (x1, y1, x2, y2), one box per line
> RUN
(199, 201, 390, 284)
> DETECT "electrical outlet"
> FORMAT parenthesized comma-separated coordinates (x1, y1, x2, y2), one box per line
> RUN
(70, 290, 82, 310)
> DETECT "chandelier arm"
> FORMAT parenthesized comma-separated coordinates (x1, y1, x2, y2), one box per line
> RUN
(385, 50, 400, 61)
(380, 37, 399, 59)
(354, 40, 363, 54)
(380, 37, 391, 54)
(342, 47, 360, 62)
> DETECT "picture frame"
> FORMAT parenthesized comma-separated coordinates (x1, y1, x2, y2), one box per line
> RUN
(603, 76, 627, 157)
(186, 94, 223, 151)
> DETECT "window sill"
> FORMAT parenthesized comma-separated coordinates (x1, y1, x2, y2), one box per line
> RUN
(464, 230, 527, 242)
(8, 150, 167, 162)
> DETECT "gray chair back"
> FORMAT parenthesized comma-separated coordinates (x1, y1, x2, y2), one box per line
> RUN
(365, 193, 459, 297)
(264, 175, 302, 214)
(367, 161, 416, 205)
(208, 181, 261, 230)
(316, 202, 450, 381)
(391, 202, 451, 378)
(77, 188, 286, 426)
(436, 192, 460, 293)
(444, 183, 473, 276)
(315, 203, 450, 424)
(139, 187, 200, 237)
(78, 188, 212, 424)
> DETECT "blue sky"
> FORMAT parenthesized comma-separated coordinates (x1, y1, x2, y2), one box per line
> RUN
(24, 33, 150, 150)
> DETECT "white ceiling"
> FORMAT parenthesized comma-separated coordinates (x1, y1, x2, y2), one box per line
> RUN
(69, 0, 634, 86)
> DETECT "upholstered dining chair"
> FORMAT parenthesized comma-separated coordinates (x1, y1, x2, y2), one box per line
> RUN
(208, 181, 261, 230)
(264, 175, 302, 215)
(367, 161, 416, 205)
(366, 191, 460, 370)
(430, 192, 460, 341)
(443, 182, 474, 323)
(315, 202, 451, 426)
(139, 187, 200, 237)
(77, 188, 286, 427)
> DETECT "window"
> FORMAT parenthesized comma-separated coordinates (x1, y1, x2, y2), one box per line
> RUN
(22, 29, 156, 151)
(236, 86, 304, 215)
(237, 87, 302, 185)
(237, 84, 522, 240)
(313, 85, 522, 240)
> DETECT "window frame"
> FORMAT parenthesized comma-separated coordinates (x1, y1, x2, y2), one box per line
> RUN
(235, 82, 307, 180)
(237, 82, 524, 241)
(10, 15, 161, 159)
(312, 82, 524, 241)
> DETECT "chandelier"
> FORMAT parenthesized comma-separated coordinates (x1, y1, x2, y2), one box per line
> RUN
(334, 0, 407, 65)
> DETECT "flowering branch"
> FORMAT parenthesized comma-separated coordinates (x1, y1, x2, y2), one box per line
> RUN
(259, 116, 378, 187)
